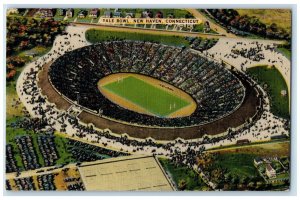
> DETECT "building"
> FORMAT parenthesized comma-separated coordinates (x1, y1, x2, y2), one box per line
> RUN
(204, 21, 211, 32)
(103, 10, 112, 18)
(236, 139, 250, 145)
(35, 9, 55, 18)
(254, 158, 263, 166)
(155, 11, 164, 18)
(6, 8, 19, 15)
(78, 10, 88, 18)
(58, 8, 66, 16)
(78, 155, 175, 191)
(167, 13, 175, 18)
(125, 12, 135, 18)
(281, 89, 287, 96)
(266, 164, 276, 179)
(89, 9, 99, 19)
(113, 11, 122, 18)
(270, 134, 288, 140)
(66, 9, 74, 18)
(142, 10, 153, 18)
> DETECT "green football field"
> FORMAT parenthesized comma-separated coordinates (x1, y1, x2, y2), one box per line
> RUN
(102, 76, 190, 117)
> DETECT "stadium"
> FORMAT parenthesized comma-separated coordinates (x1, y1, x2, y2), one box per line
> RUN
(38, 40, 262, 140)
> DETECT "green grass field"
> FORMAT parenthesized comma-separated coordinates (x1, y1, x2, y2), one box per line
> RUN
(277, 47, 291, 60)
(85, 29, 190, 47)
(159, 158, 210, 191)
(213, 153, 260, 178)
(102, 76, 189, 117)
(246, 65, 289, 119)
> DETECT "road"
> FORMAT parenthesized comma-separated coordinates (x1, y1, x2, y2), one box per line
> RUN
(186, 9, 238, 38)
(71, 22, 227, 39)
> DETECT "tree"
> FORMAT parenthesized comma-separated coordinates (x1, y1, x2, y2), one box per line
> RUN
(178, 179, 187, 190)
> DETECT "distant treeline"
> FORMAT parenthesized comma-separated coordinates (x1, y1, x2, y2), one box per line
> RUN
(204, 9, 291, 41)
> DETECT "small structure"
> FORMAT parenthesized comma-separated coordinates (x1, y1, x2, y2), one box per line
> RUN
(266, 164, 276, 179)
(78, 10, 88, 18)
(6, 8, 19, 15)
(125, 11, 135, 18)
(155, 11, 164, 18)
(270, 134, 288, 140)
(281, 89, 287, 96)
(254, 158, 263, 166)
(204, 21, 211, 32)
(167, 13, 175, 18)
(36, 9, 55, 18)
(66, 9, 74, 18)
(103, 10, 112, 18)
(142, 10, 153, 18)
(58, 8, 66, 16)
(236, 139, 250, 145)
(24, 51, 37, 58)
(113, 11, 122, 18)
(89, 9, 99, 19)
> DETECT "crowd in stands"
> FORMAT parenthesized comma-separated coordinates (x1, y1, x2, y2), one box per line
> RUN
(49, 41, 245, 127)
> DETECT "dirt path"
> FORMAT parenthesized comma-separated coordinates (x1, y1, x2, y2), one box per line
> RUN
(71, 22, 226, 39)
(206, 140, 290, 157)
(186, 9, 238, 38)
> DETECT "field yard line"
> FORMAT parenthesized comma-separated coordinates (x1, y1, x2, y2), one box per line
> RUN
(100, 85, 154, 116)
(99, 73, 195, 117)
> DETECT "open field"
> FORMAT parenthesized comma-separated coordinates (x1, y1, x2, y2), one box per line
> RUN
(200, 140, 290, 190)
(236, 9, 292, 34)
(78, 155, 174, 191)
(211, 153, 261, 178)
(99, 73, 195, 118)
(85, 28, 190, 47)
(246, 65, 289, 119)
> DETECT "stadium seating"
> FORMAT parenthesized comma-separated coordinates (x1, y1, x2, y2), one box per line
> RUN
(49, 41, 245, 127)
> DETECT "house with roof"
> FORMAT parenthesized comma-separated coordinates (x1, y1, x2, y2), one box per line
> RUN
(113, 11, 122, 18)
(58, 8, 66, 16)
(66, 9, 74, 18)
(266, 164, 276, 179)
(78, 10, 88, 18)
(142, 10, 153, 18)
(103, 10, 112, 18)
(155, 11, 164, 18)
(167, 13, 175, 18)
(36, 9, 55, 18)
(253, 158, 263, 166)
(7, 8, 19, 15)
(125, 12, 135, 18)
(89, 9, 99, 19)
